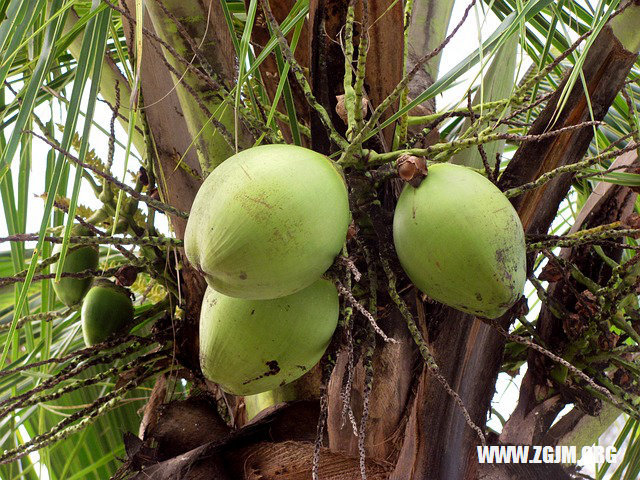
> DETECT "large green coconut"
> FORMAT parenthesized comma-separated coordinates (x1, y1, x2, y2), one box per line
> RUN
(185, 144, 350, 300)
(52, 226, 99, 307)
(199, 278, 339, 395)
(393, 163, 526, 319)
(81, 280, 134, 346)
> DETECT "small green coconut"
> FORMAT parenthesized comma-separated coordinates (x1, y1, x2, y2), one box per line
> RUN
(244, 383, 299, 420)
(52, 226, 99, 307)
(185, 144, 350, 300)
(199, 278, 339, 395)
(393, 163, 526, 319)
(81, 280, 134, 346)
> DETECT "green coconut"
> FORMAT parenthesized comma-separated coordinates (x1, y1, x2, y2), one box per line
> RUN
(81, 280, 134, 346)
(185, 144, 350, 300)
(52, 226, 99, 307)
(199, 278, 339, 395)
(393, 163, 526, 318)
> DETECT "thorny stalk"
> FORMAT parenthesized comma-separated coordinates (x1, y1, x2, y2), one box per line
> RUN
(528, 228, 640, 251)
(259, 0, 349, 151)
(404, 14, 602, 152)
(486, 320, 640, 417)
(340, 247, 358, 435)
(353, 0, 369, 137)
(0, 338, 155, 415)
(340, 0, 478, 165)
(340, 315, 359, 436)
(380, 256, 487, 447)
(0, 309, 72, 333)
(3, 243, 93, 285)
(366, 120, 605, 165)
(0, 233, 182, 248)
(358, 248, 378, 480)
(312, 388, 329, 480)
(312, 346, 338, 480)
(0, 366, 161, 465)
(3, 350, 169, 416)
(26, 130, 189, 219)
(340, 255, 362, 282)
(0, 265, 127, 288)
(0, 335, 150, 378)
(505, 142, 640, 198)
(335, 280, 397, 344)
(359, 331, 375, 480)
(342, 0, 358, 138)
(107, 81, 120, 171)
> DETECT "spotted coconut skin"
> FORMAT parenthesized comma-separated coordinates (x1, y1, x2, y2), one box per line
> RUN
(81, 281, 134, 346)
(52, 230, 99, 307)
(185, 144, 350, 300)
(393, 163, 526, 319)
(199, 279, 339, 396)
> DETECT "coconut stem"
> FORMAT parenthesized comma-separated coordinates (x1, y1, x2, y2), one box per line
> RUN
(258, 0, 348, 151)
(394, 0, 414, 148)
(527, 227, 640, 251)
(504, 141, 640, 199)
(342, 0, 357, 139)
(353, 0, 369, 135)
(379, 255, 487, 447)
(339, 0, 478, 166)
(0, 233, 182, 248)
(609, 1, 640, 53)
(0, 365, 161, 465)
(0, 309, 72, 333)
(365, 120, 606, 165)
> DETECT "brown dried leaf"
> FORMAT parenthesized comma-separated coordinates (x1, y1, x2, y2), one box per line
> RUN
(138, 167, 149, 186)
(562, 313, 587, 339)
(596, 332, 619, 351)
(115, 265, 140, 287)
(576, 290, 599, 319)
(538, 261, 564, 283)
(613, 368, 633, 389)
(622, 213, 640, 229)
(346, 221, 358, 241)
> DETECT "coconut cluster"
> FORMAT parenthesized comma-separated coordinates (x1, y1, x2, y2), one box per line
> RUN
(52, 225, 134, 346)
(188, 146, 527, 395)
(186, 145, 349, 395)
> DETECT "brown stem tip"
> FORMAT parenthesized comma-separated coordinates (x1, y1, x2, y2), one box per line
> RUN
(397, 154, 428, 187)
